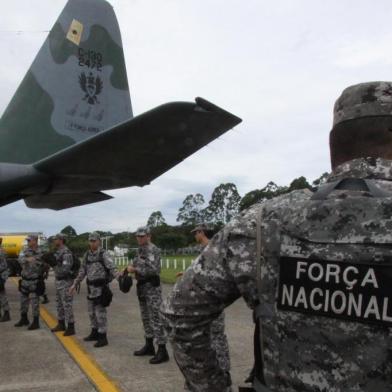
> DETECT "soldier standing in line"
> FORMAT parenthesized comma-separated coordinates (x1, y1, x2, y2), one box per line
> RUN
(0, 237, 11, 322)
(50, 233, 76, 336)
(176, 224, 231, 384)
(69, 232, 118, 348)
(192, 224, 231, 378)
(162, 82, 392, 391)
(127, 226, 169, 364)
(14, 234, 45, 330)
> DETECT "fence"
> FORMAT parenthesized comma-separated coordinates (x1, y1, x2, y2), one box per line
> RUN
(114, 256, 129, 267)
(160, 258, 194, 271)
(114, 256, 195, 271)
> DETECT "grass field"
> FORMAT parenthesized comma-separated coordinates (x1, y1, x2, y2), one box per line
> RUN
(115, 255, 197, 284)
(160, 255, 196, 284)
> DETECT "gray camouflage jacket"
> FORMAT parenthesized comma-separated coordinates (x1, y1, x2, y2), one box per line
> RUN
(0, 249, 9, 282)
(133, 242, 161, 279)
(18, 246, 44, 281)
(53, 245, 74, 280)
(74, 248, 118, 298)
(162, 157, 392, 392)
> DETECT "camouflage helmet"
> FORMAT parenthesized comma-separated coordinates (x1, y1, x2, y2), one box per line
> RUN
(53, 233, 67, 241)
(135, 226, 150, 236)
(88, 232, 101, 241)
(333, 81, 392, 126)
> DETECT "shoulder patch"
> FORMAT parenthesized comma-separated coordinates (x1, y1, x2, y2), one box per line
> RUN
(277, 257, 392, 326)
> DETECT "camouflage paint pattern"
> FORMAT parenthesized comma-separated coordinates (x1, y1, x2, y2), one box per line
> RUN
(0, 0, 132, 164)
(88, 300, 107, 334)
(53, 245, 74, 281)
(0, 249, 10, 313)
(20, 292, 40, 318)
(18, 247, 45, 295)
(53, 245, 74, 324)
(74, 247, 118, 334)
(133, 242, 161, 278)
(334, 82, 392, 126)
(138, 283, 167, 345)
(134, 242, 167, 345)
(210, 312, 230, 373)
(74, 248, 118, 299)
(162, 158, 392, 392)
(18, 247, 44, 318)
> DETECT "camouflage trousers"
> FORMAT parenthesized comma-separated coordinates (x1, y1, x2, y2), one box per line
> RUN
(87, 299, 107, 333)
(55, 279, 74, 324)
(137, 283, 167, 345)
(211, 312, 231, 372)
(0, 289, 10, 312)
(20, 292, 39, 317)
(184, 312, 231, 392)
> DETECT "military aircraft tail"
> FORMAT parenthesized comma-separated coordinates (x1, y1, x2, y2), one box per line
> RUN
(0, 0, 132, 165)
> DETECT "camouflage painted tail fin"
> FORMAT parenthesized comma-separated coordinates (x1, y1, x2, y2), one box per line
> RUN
(0, 0, 132, 164)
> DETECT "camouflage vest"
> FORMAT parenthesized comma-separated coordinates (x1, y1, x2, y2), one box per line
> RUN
(256, 181, 392, 391)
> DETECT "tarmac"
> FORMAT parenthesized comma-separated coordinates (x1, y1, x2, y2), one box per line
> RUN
(0, 273, 254, 392)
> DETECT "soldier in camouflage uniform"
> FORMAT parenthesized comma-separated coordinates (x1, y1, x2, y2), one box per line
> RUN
(70, 232, 118, 348)
(162, 82, 392, 391)
(50, 233, 76, 336)
(192, 224, 231, 377)
(128, 226, 169, 364)
(14, 234, 45, 330)
(0, 237, 11, 322)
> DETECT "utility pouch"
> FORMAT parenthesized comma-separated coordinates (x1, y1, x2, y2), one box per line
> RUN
(149, 275, 160, 287)
(100, 285, 113, 307)
(36, 279, 46, 296)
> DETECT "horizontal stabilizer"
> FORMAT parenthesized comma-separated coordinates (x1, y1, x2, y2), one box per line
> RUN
(24, 192, 112, 210)
(33, 98, 242, 191)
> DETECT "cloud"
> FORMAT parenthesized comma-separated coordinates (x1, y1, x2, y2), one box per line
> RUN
(0, 0, 391, 235)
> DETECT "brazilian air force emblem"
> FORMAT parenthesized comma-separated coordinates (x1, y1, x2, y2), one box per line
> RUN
(79, 72, 103, 105)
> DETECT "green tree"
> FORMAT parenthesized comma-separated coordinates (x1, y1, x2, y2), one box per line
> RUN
(288, 176, 311, 191)
(176, 193, 206, 225)
(60, 225, 77, 236)
(239, 181, 288, 211)
(204, 183, 241, 225)
(154, 232, 187, 250)
(147, 211, 167, 227)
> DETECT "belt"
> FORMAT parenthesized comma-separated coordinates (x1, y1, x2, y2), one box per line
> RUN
(22, 277, 39, 281)
(87, 278, 107, 287)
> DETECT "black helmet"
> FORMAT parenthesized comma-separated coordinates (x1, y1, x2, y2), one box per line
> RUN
(119, 270, 133, 293)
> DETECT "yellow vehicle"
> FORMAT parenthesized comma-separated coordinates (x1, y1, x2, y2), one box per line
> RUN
(0, 232, 47, 276)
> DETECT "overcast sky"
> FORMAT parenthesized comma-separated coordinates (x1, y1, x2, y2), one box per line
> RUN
(1, 0, 392, 236)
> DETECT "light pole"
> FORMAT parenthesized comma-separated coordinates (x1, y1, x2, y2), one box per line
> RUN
(101, 236, 113, 251)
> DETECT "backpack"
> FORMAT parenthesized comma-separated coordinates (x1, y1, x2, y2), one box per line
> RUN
(83, 249, 110, 276)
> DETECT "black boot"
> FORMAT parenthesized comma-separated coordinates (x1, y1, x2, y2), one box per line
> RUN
(51, 320, 65, 332)
(0, 311, 10, 322)
(149, 344, 169, 364)
(41, 295, 49, 304)
(63, 322, 75, 336)
(27, 316, 40, 330)
(134, 338, 155, 356)
(83, 328, 99, 341)
(14, 313, 29, 327)
(94, 332, 108, 348)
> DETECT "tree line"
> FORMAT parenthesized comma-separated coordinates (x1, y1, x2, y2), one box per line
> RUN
(61, 172, 329, 253)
